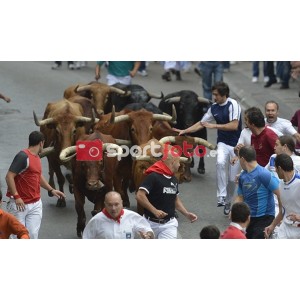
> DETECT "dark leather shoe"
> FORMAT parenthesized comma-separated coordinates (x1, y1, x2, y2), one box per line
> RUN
(162, 72, 171, 81)
(264, 78, 277, 88)
(197, 168, 205, 174)
(280, 84, 289, 89)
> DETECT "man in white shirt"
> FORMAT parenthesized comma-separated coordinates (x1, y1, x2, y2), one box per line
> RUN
(265, 101, 300, 143)
(83, 191, 154, 239)
(264, 154, 300, 239)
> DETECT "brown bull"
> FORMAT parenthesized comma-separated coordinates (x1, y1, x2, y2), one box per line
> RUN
(59, 130, 122, 238)
(93, 108, 176, 206)
(152, 120, 216, 182)
(63, 82, 126, 115)
(33, 99, 93, 207)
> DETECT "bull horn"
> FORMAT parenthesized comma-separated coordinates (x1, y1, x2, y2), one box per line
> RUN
(76, 84, 91, 92)
(198, 96, 212, 104)
(115, 139, 132, 146)
(179, 156, 192, 163)
(134, 155, 151, 161)
(165, 96, 181, 103)
(75, 116, 93, 123)
(153, 104, 176, 123)
(39, 146, 55, 158)
(110, 105, 116, 124)
(59, 146, 77, 162)
(103, 143, 123, 157)
(194, 137, 217, 150)
(112, 114, 130, 124)
(109, 86, 126, 95)
(148, 92, 164, 99)
(33, 111, 54, 126)
(159, 136, 176, 144)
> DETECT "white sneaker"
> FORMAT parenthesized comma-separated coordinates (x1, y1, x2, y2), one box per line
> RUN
(264, 76, 269, 82)
(217, 196, 226, 207)
(138, 70, 148, 77)
(74, 62, 81, 69)
(80, 61, 87, 67)
(68, 63, 75, 70)
(252, 77, 258, 83)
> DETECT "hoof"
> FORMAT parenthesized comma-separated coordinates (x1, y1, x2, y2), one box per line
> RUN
(56, 198, 66, 207)
(197, 168, 205, 174)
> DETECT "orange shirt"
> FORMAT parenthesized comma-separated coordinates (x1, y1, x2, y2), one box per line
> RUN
(0, 209, 30, 239)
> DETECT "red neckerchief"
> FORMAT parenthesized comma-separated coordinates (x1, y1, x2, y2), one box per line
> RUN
(144, 160, 174, 176)
(102, 208, 124, 224)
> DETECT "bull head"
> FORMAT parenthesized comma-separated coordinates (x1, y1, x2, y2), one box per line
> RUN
(59, 142, 123, 162)
(33, 111, 93, 127)
(159, 136, 216, 150)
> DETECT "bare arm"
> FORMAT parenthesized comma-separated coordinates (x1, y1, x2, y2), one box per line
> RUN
(175, 196, 197, 222)
(6, 170, 26, 211)
(293, 132, 300, 145)
(0, 92, 11, 103)
(95, 64, 101, 81)
(5, 171, 18, 196)
(135, 189, 168, 219)
(264, 189, 283, 238)
(40, 174, 66, 199)
(202, 119, 239, 131)
(234, 194, 244, 203)
(130, 61, 141, 77)
(173, 121, 204, 136)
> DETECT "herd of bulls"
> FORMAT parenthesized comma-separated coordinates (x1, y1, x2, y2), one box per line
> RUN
(33, 82, 216, 237)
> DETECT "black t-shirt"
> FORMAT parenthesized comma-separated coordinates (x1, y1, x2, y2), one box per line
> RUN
(139, 172, 179, 219)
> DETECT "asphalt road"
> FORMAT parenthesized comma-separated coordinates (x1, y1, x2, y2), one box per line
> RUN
(0, 61, 232, 239)
(1, 61, 299, 239)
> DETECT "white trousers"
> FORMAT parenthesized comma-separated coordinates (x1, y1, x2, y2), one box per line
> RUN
(163, 61, 181, 71)
(216, 142, 240, 200)
(106, 74, 132, 86)
(145, 217, 178, 239)
(7, 199, 43, 239)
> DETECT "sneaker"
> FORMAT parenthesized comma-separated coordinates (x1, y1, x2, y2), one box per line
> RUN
(263, 76, 269, 82)
(217, 196, 226, 207)
(68, 63, 75, 70)
(80, 61, 87, 67)
(51, 63, 61, 70)
(74, 62, 81, 70)
(162, 72, 171, 81)
(224, 201, 231, 215)
(252, 76, 258, 83)
(138, 70, 148, 77)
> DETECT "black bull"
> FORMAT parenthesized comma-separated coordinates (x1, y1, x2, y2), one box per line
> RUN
(104, 83, 163, 113)
(158, 90, 211, 174)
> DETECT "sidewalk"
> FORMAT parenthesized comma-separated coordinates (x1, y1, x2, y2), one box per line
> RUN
(223, 61, 300, 120)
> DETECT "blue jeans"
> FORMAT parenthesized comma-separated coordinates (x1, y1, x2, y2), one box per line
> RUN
(138, 61, 146, 72)
(199, 62, 224, 100)
(276, 61, 291, 85)
(252, 61, 267, 77)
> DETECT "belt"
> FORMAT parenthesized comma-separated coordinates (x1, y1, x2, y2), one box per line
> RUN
(145, 216, 174, 224)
